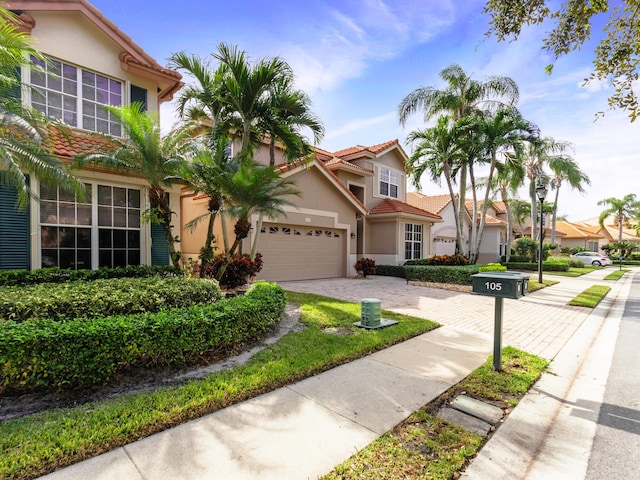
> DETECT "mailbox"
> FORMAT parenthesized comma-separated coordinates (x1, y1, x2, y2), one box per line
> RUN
(471, 271, 529, 299)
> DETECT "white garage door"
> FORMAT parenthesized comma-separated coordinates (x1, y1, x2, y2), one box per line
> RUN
(256, 223, 346, 281)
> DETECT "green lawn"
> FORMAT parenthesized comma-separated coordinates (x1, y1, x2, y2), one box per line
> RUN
(568, 285, 611, 308)
(0, 292, 438, 480)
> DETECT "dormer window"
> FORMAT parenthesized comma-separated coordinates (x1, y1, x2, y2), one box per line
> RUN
(29, 56, 123, 136)
(380, 167, 399, 198)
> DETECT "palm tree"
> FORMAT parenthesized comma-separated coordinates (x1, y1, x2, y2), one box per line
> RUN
(405, 115, 468, 254)
(511, 199, 531, 237)
(0, 5, 82, 203)
(598, 194, 640, 243)
(224, 159, 300, 257)
(182, 135, 234, 275)
(75, 103, 190, 267)
(468, 108, 536, 262)
(520, 136, 573, 240)
(548, 156, 590, 245)
(261, 74, 324, 167)
(398, 64, 519, 257)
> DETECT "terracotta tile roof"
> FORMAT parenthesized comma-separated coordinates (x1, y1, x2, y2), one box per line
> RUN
(369, 198, 442, 220)
(523, 226, 566, 237)
(553, 221, 604, 239)
(323, 157, 374, 174)
(332, 139, 400, 158)
(481, 213, 506, 226)
(491, 200, 507, 213)
(47, 127, 119, 158)
(407, 192, 453, 214)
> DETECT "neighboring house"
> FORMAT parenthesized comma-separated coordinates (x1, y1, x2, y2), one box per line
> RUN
(552, 221, 605, 252)
(407, 192, 508, 264)
(181, 139, 443, 281)
(0, 0, 183, 271)
(578, 216, 640, 247)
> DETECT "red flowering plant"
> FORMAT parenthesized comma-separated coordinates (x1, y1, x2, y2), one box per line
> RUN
(354, 257, 376, 277)
(202, 253, 264, 289)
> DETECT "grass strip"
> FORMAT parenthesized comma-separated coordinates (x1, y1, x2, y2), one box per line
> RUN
(322, 347, 548, 479)
(568, 285, 611, 308)
(527, 278, 558, 292)
(0, 292, 437, 480)
(604, 270, 629, 281)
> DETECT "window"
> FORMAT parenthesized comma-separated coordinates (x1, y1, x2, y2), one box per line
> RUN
(40, 183, 141, 269)
(30, 56, 122, 136)
(405, 224, 422, 260)
(379, 167, 399, 198)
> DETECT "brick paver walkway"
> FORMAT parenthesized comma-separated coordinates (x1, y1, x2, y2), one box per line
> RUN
(280, 269, 617, 360)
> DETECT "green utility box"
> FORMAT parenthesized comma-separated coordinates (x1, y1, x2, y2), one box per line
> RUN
(471, 271, 529, 299)
(361, 298, 382, 327)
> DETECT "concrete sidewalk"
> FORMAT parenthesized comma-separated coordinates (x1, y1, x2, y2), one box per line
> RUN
(40, 268, 633, 479)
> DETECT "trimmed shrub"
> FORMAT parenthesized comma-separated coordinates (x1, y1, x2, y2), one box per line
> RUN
(375, 265, 406, 278)
(0, 277, 222, 322)
(0, 282, 285, 392)
(0, 265, 179, 287)
(501, 261, 569, 272)
(479, 263, 507, 272)
(405, 254, 470, 266)
(354, 258, 376, 277)
(404, 265, 480, 285)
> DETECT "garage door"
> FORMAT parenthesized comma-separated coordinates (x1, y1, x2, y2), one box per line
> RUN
(256, 223, 346, 281)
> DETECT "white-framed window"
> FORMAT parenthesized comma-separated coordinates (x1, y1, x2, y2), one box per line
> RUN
(40, 183, 141, 269)
(380, 167, 399, 198)
(405, 224, 422, 260)
(29, 56, 123, 136)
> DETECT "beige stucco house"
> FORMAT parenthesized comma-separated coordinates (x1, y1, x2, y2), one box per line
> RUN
(552, 221, 605, 252)
(0, 0, 183, 271)
(181, 140, 443, 281)
(407, 192, 508, 263)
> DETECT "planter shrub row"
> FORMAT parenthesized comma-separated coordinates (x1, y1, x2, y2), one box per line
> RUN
(404, 265, 480, 285)
(0, 277, 222, 322)
(501, 261, 569, 272)
(0, 282, 286, 393)
(0, 265, 179, 287)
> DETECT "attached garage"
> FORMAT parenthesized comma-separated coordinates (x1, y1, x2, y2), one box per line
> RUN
(257, 223, 346, 281)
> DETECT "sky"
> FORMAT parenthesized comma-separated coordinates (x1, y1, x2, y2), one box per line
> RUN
(90, 0, 638, 222)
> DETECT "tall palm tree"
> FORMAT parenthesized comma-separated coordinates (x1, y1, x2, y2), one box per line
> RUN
(548, 156, 590, 245)
(0, 5, 82, 203)
(598, 194, 640, 243)
(261, 74, 324, 167)
(468, 108, 536, 262)
(75, 103, 190, 267)
(405, 115, 468, 254)
(520, 136, 573, 240)
(511, 199, 531, 237)
(398, 64, 519, 256)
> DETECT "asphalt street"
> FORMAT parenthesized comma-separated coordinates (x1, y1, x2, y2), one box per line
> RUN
(585, 272, 640, 479)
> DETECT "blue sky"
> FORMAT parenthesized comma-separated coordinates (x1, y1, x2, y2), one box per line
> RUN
(92, 0, 638, 222)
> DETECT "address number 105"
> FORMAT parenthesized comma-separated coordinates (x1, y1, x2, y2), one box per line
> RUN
(484, 281, 503, 291)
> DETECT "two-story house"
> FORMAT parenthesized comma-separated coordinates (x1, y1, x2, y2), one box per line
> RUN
(0, 0, 183, 271)
(180, 139, 443, 281)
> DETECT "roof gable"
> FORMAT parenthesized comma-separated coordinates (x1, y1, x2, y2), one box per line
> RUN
(10, 0, 183, 101)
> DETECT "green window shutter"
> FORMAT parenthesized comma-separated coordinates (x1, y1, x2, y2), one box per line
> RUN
(0, 183, 30, 270)
(130, 84, 148, 111)
(150, 223, 170, 266)
(0, 66, 21, 100)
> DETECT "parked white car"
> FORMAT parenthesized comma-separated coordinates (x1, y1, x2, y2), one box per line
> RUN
(570, 251, 613, 267)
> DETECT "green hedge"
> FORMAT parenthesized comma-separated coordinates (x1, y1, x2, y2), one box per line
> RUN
(404, 265, 480, 285)
(501, 261, 569, 272)
(374, 265, 406, 278)
(0, 282, 286, 392)
(478, 263, 507, 272)
(0, 265, 179, 287)
(0, 277, 222, 322)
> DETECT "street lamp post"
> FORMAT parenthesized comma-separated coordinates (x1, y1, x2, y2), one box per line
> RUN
(535, 184, 548, 284)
